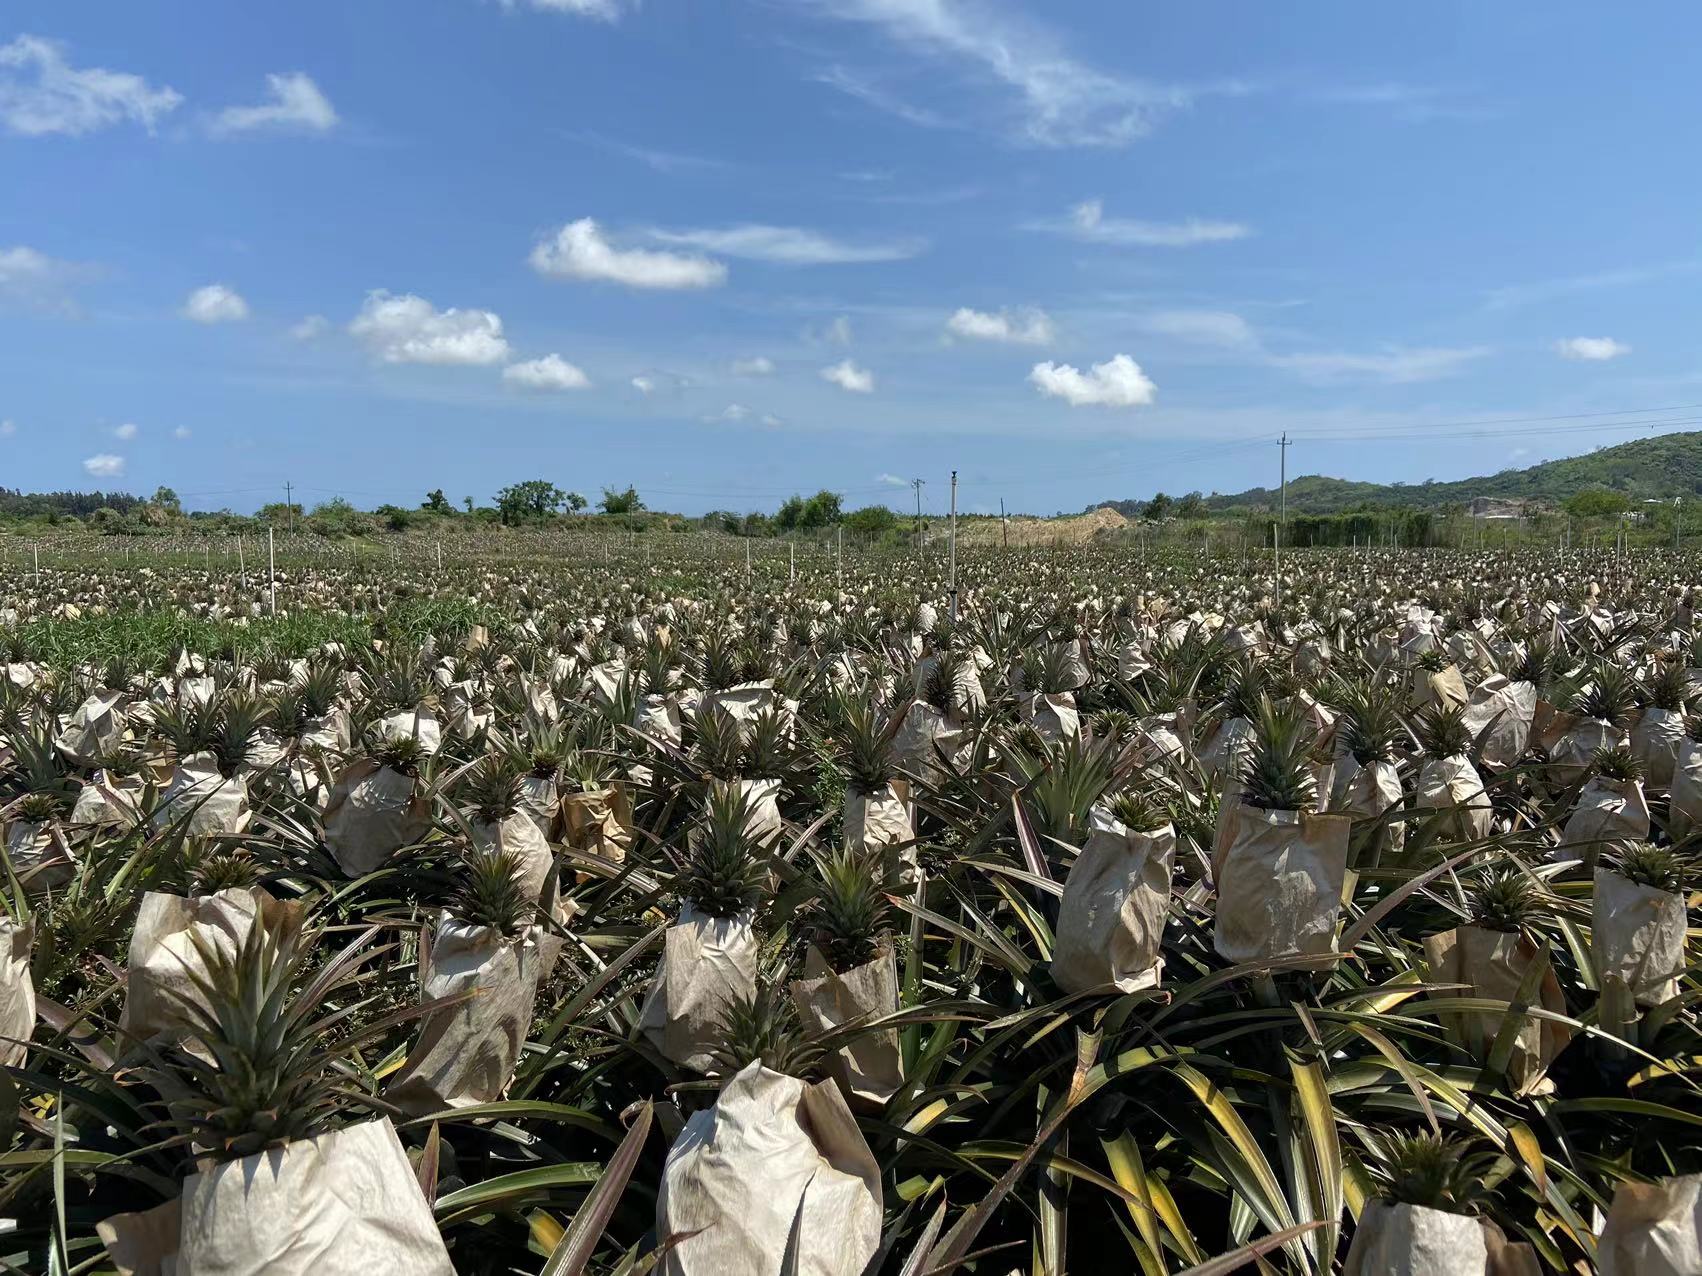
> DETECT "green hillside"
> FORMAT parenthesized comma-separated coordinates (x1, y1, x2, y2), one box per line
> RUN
(1099, 429, 1702, 517)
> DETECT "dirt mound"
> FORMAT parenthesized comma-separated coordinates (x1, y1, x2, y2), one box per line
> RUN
(959, 505, 1130, 547)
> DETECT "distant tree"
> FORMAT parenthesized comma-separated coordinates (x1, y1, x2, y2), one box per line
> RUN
(375, 503, 416, 532)
(152, 486, 182, 514)
(421, 489, 454, 514)
(740, 511, 772, 537)
(801, 489, 843, 528)
(1143, 492, 1173, 521)
(844, 505, 896, 539)
(462, 495, 474, 514)
(1175, 491, 1205, 519)
(1565, 488, 1630, 518)
(600, 486, 644, 515)
(564, 491, 588, 513)
(496, 479, 568, 526)
(88, 506, 126, 533)
(774, 495, 806, 531)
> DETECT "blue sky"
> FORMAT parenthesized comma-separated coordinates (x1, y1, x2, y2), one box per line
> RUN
(3, 2, 1700, 517)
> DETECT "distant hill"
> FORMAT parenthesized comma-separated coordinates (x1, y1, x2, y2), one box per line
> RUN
(1097, 429, 1702, 517)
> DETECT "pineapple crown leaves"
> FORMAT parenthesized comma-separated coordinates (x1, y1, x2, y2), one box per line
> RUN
(1413, 703, 1472, 761)
(808, 844, 891, 972)
(677, 784, 767, 919)
(742, 706, 796, 781)
(1239, 696, 1319, 812)
(1609, 841, 1689, 893)
(459, 754, 526, 824)
(1333, 677, 1403, 766)
(1106, 787, 1169, 834)
(692, 704, 747, 781)
(1572, 662, 1638, 728)
(450, 847, 535, 939)
(920, 648, 966, 716)
(207, 689, 270, 779)
(1217, 656, 1270, 723)
(1467, 868, 1541, 933)
(1589, 745, 1645, 784)
(836, 694, 897, 793)
(1641, 659, 1691, 712)
(710, 983, 823, 1080)
(180, 842, 262, 897)
(1360, 1132, 1499, 1216)
(374, 731, 426, 777)
(1511, 638, 1554, 689)
(148, 913, 456, 1164)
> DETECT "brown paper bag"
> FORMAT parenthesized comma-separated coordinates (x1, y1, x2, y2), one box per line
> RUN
(121, 889, 285, 1050)
(1599, 1174, 1702, 1276)
(1328, 756, 1407, 860)
(1670, 738, 1702, 840)
(1593, 869, 1687, 1008)
(656, 1063, 882, 1276)
(0, 918, 33, 1069)
(1414, 755, 1492, 842)
(1051, 809, 1173, 993)
(322, 759, 430, 878)
(388, 912, 544, 1114)
(1021, 691, 1081, 744)
(638, 906, 758, 1073)
(1556, 777, 1649, 869)
(789, 945, 902, 1105)
(1422, 925, 1570, 1096)
(152, 753, 250, 838)
(560, 785, 633, 865)
(1213, 807, 1350, 962)
(1547, 716, 1622, 786)
(843, 779, 913, 856)
(55, 689, 128, 766)
(175, 1118, 453, 1275)
(472, 812, 558, 909)
(1632, 706, 1686, 790)
(1460, 676, 1535, 770)
(1343, 1201, 1539, 1276)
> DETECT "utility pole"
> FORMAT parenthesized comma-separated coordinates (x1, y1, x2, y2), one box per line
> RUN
(1676, 498, 1683, 551)
(948, 470, 959, 622)
(911, 478, 926, 551)
(1275, 432, 1290, 604)
(836, 524, 843, 590)
(284, 481, 294, 534)
(1000, 498, 1008, 550)
(267, 527, 277, 616)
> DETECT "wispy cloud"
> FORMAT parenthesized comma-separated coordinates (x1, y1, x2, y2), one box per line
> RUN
(0, 244, 97, 314)
(1483, 261, 1698, 311)
(1555, 336, 1631, 362)
(0, 35, 181, 137)
(1269, 345, 1491, 385)
(647, 224, 926, 265)
(1029, 199, 1250, 247)
(804, 0, 1210, 147)
(1308, 80, 1488, 123)
(946, 306, 1055, 346)
(530, 219, 727, 289)
(573, 129, 734, 173)
(209, 72, 337, 136)
(1138, 309, 1260, 349)
(503, 353, 590, 390)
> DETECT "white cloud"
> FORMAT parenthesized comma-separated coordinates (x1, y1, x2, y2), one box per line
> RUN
(1269, 345, 1489, 384)
(710, 403, 751, 422)
(290, 314, 329, 341)
(732, 356, 775, 376)
(349, 290, 510, 365)
(631, 376, 655, 394)
(503, 353, 591, 390)
(1035, 199, 1250, 247)
(1030, 354, 1156, 408)
(83, 453, 125, 477)
(1138, 309, 1259, 349)
(1556, 336, 1630, 361)
(0, 35, 181, 137)
(173, 425, 192, 440)
(0, 244, 92, 312)
(113, 422, 138, 441)
(508, 0, 633, 19)
(821, 359, 874, 393)
(760, 413, 785, 427)
(210, 72, 337, 136)
(647, 224, 924, 264)
(877, 473, 908, 487)
(825, 315, 853, 346)
(0, 420, 15, 437)
(945, 306, 1054, 346)
(182, 283, 249, 324)
(808, 1, 1198, 147)
(530, 218, 726, 289)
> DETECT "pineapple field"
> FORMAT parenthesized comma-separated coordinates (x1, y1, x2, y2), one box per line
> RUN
(0, 537, 1698, 1275)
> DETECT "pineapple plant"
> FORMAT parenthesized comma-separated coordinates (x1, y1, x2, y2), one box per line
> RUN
(808, 845, 891, 973)
(1360, 1132, 1497, 1214)
(692, 704, 746, 782)
(1608, 841, 1686, 893)
(678, 784, 767, 919)
(450, 847, 534, 939)
(1468, 869, 1539, 933)
(1413, 703, 1472, 761)
(1239, 697, 1318, 812)
(711, 983, 822, 1078)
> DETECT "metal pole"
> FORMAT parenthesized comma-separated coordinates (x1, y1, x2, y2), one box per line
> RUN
(836, 525, 843, 590)
(267, 528, 277, 616)
(33, 543, 39, 585)
(912, 478, 925, 552)
(436, 540, 443, 571)
(284, 481, 294, 534)
(238, 535, 246, 590)
(1000, 497, 1008, 550)
(745, 536, 751, 580)
(789, 540, 795, 583)
(948, 469, 959, 622)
